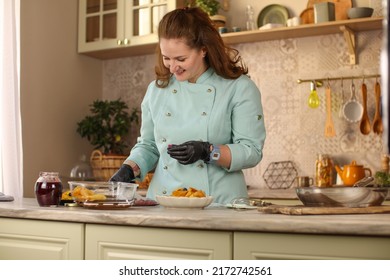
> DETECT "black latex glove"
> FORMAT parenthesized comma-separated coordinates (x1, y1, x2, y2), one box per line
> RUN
(109, 164, 135, 182)
(167, 141, 211, 165)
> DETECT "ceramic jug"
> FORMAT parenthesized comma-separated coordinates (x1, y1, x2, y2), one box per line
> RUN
(334, 160, 372, 186)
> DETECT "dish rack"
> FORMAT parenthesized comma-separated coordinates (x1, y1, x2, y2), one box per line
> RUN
(263, 161, 298, 189)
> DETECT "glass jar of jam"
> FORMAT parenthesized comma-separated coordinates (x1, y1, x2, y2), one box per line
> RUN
(34, 172, 63, 207)
(315, 154, 333, 187)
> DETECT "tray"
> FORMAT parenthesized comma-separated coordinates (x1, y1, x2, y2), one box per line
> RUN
(257, 204, 390, 215)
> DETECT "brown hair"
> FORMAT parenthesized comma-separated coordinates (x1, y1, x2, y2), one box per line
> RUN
(155, 7, 248, 88)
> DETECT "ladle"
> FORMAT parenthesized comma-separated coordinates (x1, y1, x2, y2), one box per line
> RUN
(359, 79, 371, 135)
(343, 80, 363, 123)
(372, 80, 384, 135)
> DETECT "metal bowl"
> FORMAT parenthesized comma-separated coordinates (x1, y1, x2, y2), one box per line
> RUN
(296, 186, 389, 207)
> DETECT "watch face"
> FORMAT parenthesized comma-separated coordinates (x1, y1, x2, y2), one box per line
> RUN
(212, 153, 220, 160)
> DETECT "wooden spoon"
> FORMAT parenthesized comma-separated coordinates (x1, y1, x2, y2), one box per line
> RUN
(359, 82, 371, 135)
(372, 81, 384, 135)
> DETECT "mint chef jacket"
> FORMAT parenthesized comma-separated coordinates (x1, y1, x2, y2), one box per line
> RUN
(126, 68, 266, 204)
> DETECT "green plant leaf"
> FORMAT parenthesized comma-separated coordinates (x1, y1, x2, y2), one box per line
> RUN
(76, 99, 139, 154)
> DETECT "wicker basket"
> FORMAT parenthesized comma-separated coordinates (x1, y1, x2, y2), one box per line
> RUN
(90, 150, 127, 181)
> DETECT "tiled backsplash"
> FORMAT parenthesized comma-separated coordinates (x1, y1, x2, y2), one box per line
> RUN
(103, 30, 385, 197)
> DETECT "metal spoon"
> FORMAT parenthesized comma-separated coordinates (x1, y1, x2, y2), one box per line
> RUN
(372, 81, 384, 135)
(359, 80, 371, 135)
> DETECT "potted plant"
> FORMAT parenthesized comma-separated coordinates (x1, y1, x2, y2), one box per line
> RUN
(188, 0, 226, 28)
(76, 99, 139, 180)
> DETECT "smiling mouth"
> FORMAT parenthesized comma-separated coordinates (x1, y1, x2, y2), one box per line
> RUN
(173, 67, 185, 75)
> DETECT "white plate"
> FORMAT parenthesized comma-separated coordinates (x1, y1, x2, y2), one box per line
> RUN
(156, 196, 213, 209)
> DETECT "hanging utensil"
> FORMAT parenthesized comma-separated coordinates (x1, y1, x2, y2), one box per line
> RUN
(308, 80, 320, 108)
(343, 79, 363, 123)
(325, 82, 336, 137)
(359, 78, 371, 135)
(372, 80, 384, 135)
(338, 78, 346, 119)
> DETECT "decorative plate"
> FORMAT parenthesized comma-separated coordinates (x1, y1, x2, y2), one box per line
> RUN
(257, 4, 289, 28)
(156, 196, 213, 209)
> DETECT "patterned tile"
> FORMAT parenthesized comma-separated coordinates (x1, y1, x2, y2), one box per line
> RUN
(103, 30, 385, 192)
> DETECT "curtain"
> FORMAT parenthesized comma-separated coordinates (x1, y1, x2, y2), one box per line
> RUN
(0, 0, 22, 197)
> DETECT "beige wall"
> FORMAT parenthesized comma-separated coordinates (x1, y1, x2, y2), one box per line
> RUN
(102, 1, 385, 197)
(21, 0, 102, 197)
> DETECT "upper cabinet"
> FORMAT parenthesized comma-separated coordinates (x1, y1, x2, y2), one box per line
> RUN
(78, 1, 383, 60)
(78, 0, 178, 57)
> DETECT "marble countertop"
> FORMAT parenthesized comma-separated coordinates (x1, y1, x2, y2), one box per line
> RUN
(1, 198, 390, 237)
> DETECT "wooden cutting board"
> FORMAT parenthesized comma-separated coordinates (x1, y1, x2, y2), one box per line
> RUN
(306, 0, 352, 20)
(257, 205, 390, 215)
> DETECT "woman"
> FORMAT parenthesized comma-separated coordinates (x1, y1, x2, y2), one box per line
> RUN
(110, 7, 266, 204)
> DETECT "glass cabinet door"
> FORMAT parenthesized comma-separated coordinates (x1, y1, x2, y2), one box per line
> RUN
(79, 0, 125, 52)
(125, 0, 175, 46)
(78, 0, 177, 53)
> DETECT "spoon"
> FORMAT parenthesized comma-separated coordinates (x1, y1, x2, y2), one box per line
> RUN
(359, 80, 371, 135)
(372, 81, 384, 135)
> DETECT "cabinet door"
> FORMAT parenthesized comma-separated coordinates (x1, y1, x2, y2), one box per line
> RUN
(86, 224, 232, 259)
(0, 218, 84, 260)
(78, 0, 177, 53)
(78, 0, 125, 52)
(126, 0, 176, 46)
(234, 232, 390, 260)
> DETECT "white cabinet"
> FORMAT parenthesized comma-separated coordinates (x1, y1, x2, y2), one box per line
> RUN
(85, 224, 232, 260)
(234, 232, 390, 260)
(0, 218, 84, 260)
(78, 0, 177, 55)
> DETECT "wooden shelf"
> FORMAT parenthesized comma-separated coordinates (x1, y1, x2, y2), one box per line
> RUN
(81, 17, 384, 60)
(222, 17, 383, 44)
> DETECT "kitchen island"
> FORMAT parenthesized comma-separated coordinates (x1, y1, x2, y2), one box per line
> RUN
(0, 198, 390, 260)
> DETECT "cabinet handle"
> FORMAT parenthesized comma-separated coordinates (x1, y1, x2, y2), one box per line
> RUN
(123, 38, 130, 45)
(117, 39, 122, 45)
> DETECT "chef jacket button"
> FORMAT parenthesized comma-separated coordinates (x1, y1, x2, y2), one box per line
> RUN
(162, 190, 167, 194)
(162, 138, 166, 142)
(165, 112, 171, 116)
(207, 88, 212, 93)
(172, 89, 177, 94)
(163, 165, 168, 170)
(197, 163, 204, 168)
(201, 112, 207, 116)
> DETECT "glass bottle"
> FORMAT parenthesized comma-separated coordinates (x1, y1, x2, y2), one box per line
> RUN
(35, 172, 63, 207)
(246, 5, 256, 31)
(70, 154, 93, 179)
(315, 154, 333, 187)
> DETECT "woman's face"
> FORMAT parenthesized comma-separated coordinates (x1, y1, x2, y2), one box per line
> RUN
(160, 38, 207, 83)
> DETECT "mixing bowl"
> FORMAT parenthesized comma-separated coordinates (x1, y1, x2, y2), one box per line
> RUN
(296, 186, 388, 207)
(68, 181, 138, 209)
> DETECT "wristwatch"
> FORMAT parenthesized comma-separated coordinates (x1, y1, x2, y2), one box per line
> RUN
(208, 144, 221, 164)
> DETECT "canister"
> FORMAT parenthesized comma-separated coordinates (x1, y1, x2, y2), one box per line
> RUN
(315, 154, 334, 187)
(314, 2, 335, 23)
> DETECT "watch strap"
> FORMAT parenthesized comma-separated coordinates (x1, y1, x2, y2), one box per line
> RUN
(207, 144, 221, 164)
